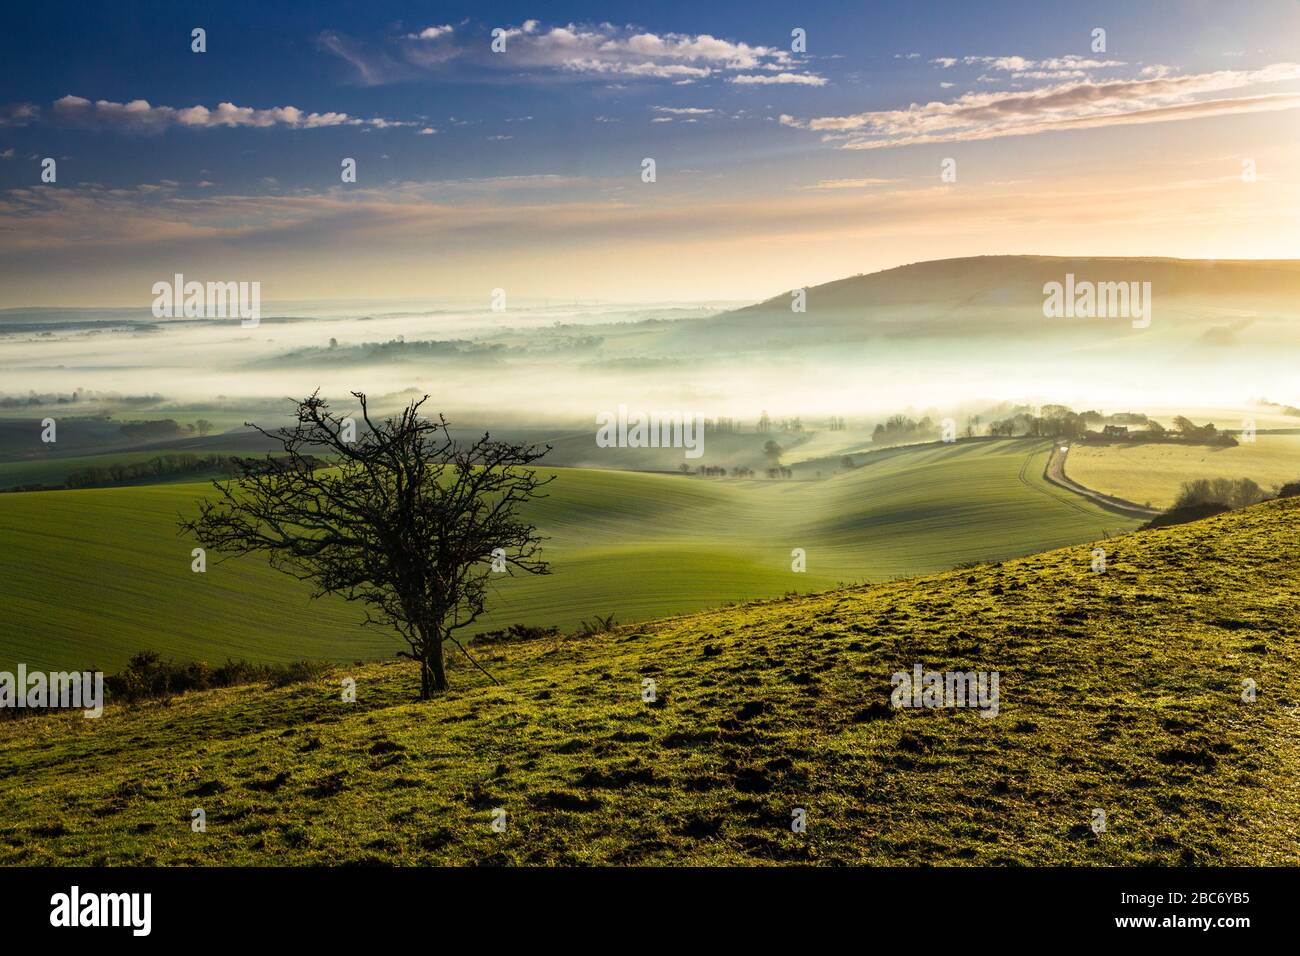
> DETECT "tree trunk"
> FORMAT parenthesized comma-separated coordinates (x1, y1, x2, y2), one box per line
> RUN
(429, 639, 447, 692)
(416, 633, 447, 700)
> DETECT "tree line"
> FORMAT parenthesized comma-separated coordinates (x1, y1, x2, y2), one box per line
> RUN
(62, 454, 234, 488)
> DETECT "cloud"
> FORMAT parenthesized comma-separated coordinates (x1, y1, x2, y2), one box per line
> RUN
(1013, 71, 1083, 80)
(807, 178, 898, 189)
(48, 95, 408, 132)
(729, 72, 827, 86)
(933, 54, 1125, 72)
(0, 102, 40, 127)
(0, 176, 618, 261)
(785, 63, 1300, 149)
(406, 25, 454, 40)
(651, 106, 714, 115)
(317, 31, 416, 85)
(321, 21, 823, 86)
(7, 165, 1293, 304)
(564, 59, 712, 80)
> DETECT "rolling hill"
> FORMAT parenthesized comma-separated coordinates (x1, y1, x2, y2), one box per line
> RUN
(1, 495, 1296, 865)
(730, 255, 1300, 317)
(673, 255, 1300, 367)
(0, 438, 1134, 672)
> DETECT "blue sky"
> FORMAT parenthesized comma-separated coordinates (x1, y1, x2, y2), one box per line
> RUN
(2, 1, 1299, 305)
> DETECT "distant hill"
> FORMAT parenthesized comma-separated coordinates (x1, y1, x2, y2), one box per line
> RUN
(3, 495, 1296, 864)
(685, 256, 1300, 356)
(727, 255, 1300, 318)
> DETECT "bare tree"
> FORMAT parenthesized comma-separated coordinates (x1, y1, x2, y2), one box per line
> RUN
(180, 391, 551, 699)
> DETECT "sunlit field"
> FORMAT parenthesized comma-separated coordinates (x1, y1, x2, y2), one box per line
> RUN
(1066, 434, 1300, 509)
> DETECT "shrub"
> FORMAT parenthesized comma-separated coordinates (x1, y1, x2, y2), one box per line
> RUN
(472, 624, 562, 645)
(576, 614, 619, 638)
(104, 651, 328, 704)
(1173, 477, 1268, 510)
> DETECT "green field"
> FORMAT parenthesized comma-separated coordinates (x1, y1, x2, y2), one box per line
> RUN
(0, 449, 252, 490)
(1066, 434, 1300, 509)
(0, 438, 1137, 672)
(2, 496, 1296, 865)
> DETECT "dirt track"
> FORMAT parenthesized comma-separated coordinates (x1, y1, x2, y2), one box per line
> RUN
(1043, 444, 1162, 519)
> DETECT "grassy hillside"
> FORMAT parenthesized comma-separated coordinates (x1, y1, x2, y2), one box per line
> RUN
(0, 440, 1134, 672)
(2, 497, 1297, 865)
(1066, 434, 1300, 509)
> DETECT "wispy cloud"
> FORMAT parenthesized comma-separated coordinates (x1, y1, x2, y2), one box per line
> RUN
(320, 20, 821, 87)
(41, 95, 409, 132)
(0, 103, 40, 127)
(729, 72, 826, 86)
(934, 54, 1126, 70)
(0, 176, 612, 257)
(807, 177, 899, 189)
(781, 63, 1300, 149)
(7, 163, 1298, 306)
(929, 54, 1126, 80)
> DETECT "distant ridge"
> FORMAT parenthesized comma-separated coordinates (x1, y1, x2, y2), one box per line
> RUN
(726, 255, 1300, 318)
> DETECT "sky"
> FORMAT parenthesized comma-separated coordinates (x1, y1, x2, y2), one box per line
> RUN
(2, 0, 1300, 307)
